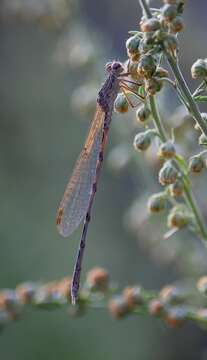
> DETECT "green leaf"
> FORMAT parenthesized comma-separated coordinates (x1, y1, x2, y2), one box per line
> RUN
(175, 154, 188, 175)
(138, 85, 145, 98)
(193, 96, 207, 102)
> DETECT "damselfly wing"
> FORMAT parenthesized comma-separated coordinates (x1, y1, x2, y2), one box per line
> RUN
(56, 104, 105, 237)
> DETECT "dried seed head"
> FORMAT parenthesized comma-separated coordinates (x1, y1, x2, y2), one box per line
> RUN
(169, 15, 184, 33)
(191, 59, 207, 80)
(114, 93, 129, 113)
(189, 155, 205, 174)
(108, 296, 129, 319)
(197, 276, 207, 295)
(145, 78, 163, 95)
(169, 179, 184, 197)
(136, 104, 151, 123)
(133, 130, 155, 151)
(158, 141, 176, 159)
(167, 205, 190, 229)
(86, 267, 109, 292)
(148, 192, 167, 213)
(140, 18, 161, 32)
(161, 4, 177, 22)
(137, 54, 157, 79)
(123, 286, 143, 309)
(159, 161, 178, 185)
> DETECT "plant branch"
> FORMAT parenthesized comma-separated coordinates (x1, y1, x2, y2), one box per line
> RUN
(149, 95, 207, 242)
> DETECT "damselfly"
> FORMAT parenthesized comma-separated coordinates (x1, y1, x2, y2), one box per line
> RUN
(56, 61, 144, 304)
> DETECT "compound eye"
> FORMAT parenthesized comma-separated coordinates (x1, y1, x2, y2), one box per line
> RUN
(112, 62, 122, 70)
(105, 62, 112, 72)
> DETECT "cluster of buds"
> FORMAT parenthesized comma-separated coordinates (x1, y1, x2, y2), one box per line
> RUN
(109, 277, 207, 329)
(115, 0, 186, 113)
(0, 268, 111, 330)
(1, 270, 207, 330)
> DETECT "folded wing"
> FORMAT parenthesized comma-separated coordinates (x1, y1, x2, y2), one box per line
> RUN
(56, 104, 105, 237)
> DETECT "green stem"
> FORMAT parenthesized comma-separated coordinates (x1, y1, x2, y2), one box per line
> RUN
(138, 0, 207, 137)
(149, 96, 167, 142)
(165, 54, 207, 138)
(138, 0, 152, 19)
(183, 182, 207, 240)
(149, 95, 207, 242)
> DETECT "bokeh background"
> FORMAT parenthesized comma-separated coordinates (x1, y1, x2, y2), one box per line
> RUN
(0, 0, 207, 359)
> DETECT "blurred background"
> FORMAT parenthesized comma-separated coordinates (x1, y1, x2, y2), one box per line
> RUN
(0, 0, 207, 359)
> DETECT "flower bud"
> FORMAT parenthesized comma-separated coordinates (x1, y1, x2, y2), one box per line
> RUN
(159, 285, 186, 305)
(163, 34, 178, 54)
(195, 309, 207, 326)
(158, 141, 176, 159)
(191, 59, 207, 80)
(155, 66, 169, 78)
(197, 276, 207, 295)
(140, 33, 155, 53)
(123, 286, 143, 309)
(161, 4, 177, 22)
(16, 282, 37, 304)
(145, 78, 163, 95)
(140, 18, 160, 32)
(133, 129, 155, 151)
(189, 155, 205, 174)
(159, 161, 178, 185)
(86, 267, 109, 292)
(136, 105, 151, 123)
(169, 179, 184, 197)
(127, 60, 139, 78)
(167, 205, 190, 229)
(148, 299, 164, 316)
(114, 93, 129, 113)
(108, 296, 129, 319)
(148, 192, 167, 213)
(165, 306, 187, 327)
(199, 133, 207, 146)
(137, 55, 157, 79)
(57, 277, 72, 301)
(169, 16, 184, 33)
(0, 290, 20, 311)
(126, 35, 140, 57)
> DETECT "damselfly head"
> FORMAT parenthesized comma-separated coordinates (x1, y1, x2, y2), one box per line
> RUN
(105, 61, 124, 75)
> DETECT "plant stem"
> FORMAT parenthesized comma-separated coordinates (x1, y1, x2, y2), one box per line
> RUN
(149, 95, 167, 142)
(183, 182, 207, 240)
(139, 0, 152, 19)
(165, 54, 207, 137)
(149, 95, 207, 242)
(139, 0, 207, 137)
